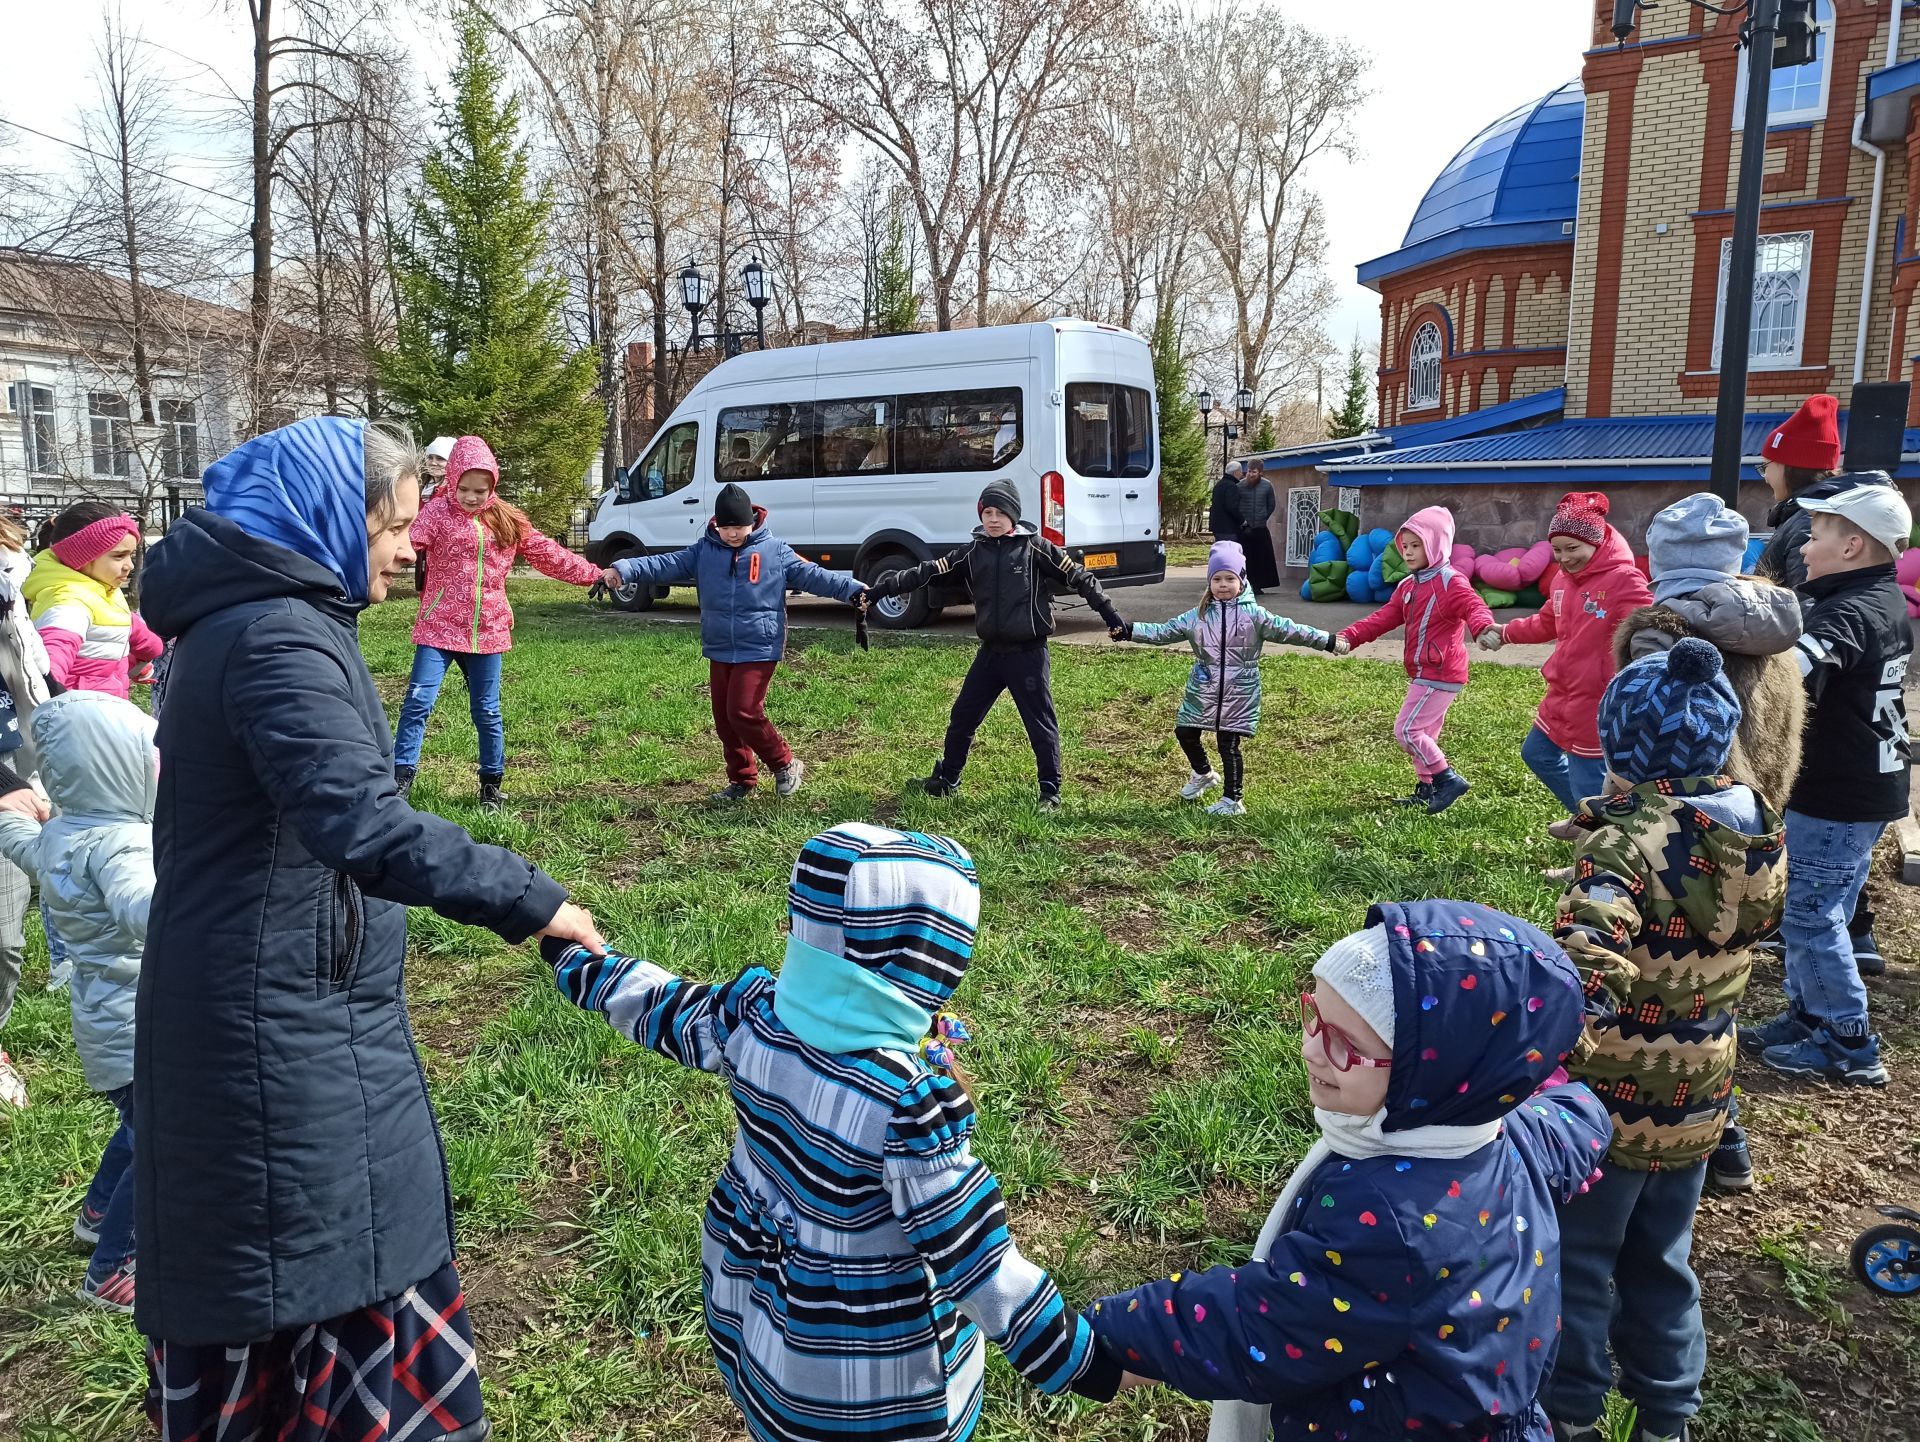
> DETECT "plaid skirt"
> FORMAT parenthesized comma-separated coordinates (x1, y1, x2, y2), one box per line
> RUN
(145, 1261, 486, 1442)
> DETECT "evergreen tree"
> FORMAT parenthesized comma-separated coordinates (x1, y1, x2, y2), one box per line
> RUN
(1326, 338, 1373, 440)
(872, 204, 919, 336)
(376, 7, 601, 531)
(1252, 412, 1277, 451)
(1151, 309, 1209, 520)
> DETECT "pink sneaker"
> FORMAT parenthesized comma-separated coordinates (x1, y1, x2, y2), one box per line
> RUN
(77, 1257, 135, 1313)
(0, 1050, 25, 1109)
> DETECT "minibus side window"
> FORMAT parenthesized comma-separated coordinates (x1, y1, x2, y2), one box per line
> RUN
(896, 388, 1021, 474)
(1066, 383, 1155, 478)
(717, 402, 815, 481)
(819, 398, 894, 476)
(631, 421, 698, 500)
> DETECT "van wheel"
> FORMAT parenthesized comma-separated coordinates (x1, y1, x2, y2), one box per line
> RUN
(862, 553, 930, 629)
(608, 549, 657, 613)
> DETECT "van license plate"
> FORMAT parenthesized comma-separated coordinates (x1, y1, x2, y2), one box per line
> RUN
(1084, 552, 1117, 570)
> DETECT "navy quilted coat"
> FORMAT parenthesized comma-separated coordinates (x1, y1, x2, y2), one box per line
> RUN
(1086, 901, 1612, 1442)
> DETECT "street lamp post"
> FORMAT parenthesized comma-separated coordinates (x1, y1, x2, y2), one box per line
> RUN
(741, 256, 770, 349)
(1709, 0, 1783, 506)
(1235, 384, 1255, 450)
(679, 262, 710, 353)
(1196, 386, 1217, 469)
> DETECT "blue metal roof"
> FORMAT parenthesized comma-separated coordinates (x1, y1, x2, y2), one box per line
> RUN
(1358, 81, 1584, 288)
(1320, 410, 1920, 487)
(1867, 57, 1920, 144)
(1250, 388, 1566, 473)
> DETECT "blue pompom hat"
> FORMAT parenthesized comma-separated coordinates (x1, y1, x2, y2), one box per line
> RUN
(1598, 636, 1741, 784)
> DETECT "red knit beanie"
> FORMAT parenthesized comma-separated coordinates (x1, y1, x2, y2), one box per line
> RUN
(50, 513, 139, 572)
(1549, 491, 1610, 546)
(1761, 393, 1841, 472)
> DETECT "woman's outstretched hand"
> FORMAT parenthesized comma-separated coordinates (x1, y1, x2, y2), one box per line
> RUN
(537, 900, 607, 957)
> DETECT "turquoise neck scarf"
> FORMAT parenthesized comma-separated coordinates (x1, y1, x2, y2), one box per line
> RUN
(773, 934, 931, 1055)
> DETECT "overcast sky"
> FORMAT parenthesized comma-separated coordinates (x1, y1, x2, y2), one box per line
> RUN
(0, 0, 1594, 360)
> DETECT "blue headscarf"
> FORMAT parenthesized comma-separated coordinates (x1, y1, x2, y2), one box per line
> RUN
(202, 416, 371, 603)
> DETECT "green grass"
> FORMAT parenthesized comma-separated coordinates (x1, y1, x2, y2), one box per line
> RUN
(0, 579, 1847, 1439)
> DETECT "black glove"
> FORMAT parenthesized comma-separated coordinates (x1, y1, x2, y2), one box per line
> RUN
(587, 579, 609, 602)
(855, 609, 870, 652)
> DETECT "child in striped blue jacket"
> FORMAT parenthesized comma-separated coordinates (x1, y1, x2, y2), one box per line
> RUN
(544, 822, 1120, 1440)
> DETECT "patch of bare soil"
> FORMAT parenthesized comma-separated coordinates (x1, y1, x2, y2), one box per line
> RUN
(1689, 848, 1920, 1440)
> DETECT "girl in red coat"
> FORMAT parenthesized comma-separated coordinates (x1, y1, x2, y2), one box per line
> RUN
(1482, 491, 1652, 834)
(395, 434, 601, 810)
(1337, 505, 1498, 814)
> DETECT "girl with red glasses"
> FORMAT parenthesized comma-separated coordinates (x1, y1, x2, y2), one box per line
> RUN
(1083, 901, 1611, 1442)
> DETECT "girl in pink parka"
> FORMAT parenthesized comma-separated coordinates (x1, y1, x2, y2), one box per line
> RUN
(1479, 491, 1652, 836)
(394, 434, 601, 811)
(1335, 505, 1498, 815)
(23, 505, 163, 700)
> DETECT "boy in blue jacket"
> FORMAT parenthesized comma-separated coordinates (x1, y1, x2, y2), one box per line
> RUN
(1085, 902, 1610, 1442)
(604, 483, 865, 800)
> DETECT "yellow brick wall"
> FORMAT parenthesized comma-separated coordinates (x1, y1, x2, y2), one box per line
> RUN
(1564, 84, 1610, 418)
(1514, 271, 1570, 349)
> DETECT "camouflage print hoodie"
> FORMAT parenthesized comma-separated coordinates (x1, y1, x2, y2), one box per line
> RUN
(1554, 777, 1786, 1171)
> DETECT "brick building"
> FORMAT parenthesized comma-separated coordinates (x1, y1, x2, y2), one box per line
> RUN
(1259, 0, 1920, 576)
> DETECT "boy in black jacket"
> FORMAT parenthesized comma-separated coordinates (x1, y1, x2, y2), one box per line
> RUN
(1742, 477, 1913, 1086)
(864, 478, 1125, 807)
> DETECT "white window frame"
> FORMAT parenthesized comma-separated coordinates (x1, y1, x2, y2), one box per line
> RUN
(1733, 0, 1834, 128)
(88, 391, 132, 478)
(9, 382, 57, 475)
(1711, 230, 1814, 371)
(1406, 322, 1443, 412)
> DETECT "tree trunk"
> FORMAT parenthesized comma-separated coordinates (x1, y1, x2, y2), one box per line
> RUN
(249, 0, 274, 434)
(114, 80, 154, 426)
(592, 30, 617, 492)
(652, 223, 669, 417)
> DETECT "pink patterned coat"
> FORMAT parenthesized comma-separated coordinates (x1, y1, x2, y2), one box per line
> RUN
(410, 435, 601, 654)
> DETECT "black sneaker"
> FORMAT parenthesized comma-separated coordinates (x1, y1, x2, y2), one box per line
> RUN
(1038, 792, 1062, 811)
(923, 769, 957, 798)
(1394, 781, 1435, 808)
(1853, 929, 1885, 978)
(1549, 1418, 1600, 1442)
(394, 766, 416, 803)
(711, 782, 753, 803)
(1707, 1127, 1754, 1193)
(1427, 769, 1472, 814)
(478, 777, 506, 814)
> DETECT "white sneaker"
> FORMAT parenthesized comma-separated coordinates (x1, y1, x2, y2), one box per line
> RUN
(775, 760, 806, 797)
(0, 1050, 25, 1109)
(1205, 797, 1247, 816)
(1180, 771, 1220, 800)
(1546, 816, 1583, 842)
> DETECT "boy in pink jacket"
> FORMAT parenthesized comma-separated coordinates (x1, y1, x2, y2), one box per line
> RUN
(395, 434, 602, 811)
(1337, 505, 1497, 814)
(1481, 491, 1652, 838)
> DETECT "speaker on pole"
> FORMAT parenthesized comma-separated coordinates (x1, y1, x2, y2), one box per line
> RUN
(1844, 383, 1910, 474)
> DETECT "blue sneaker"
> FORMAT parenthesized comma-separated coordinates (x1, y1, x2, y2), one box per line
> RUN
(1760, 1026, 1888, 1086)
(1739, 1008, 1814, 1054)
(1707, 1127, 1753, 1192)
(1426, 769, 1472, 814)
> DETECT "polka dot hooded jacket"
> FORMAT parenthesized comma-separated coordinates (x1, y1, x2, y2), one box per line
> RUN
(1086, 901, 1612, 1441)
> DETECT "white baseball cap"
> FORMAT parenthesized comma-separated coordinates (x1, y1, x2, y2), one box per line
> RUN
(425, 435, 457, 461)
(1798, 480, 1914, 559)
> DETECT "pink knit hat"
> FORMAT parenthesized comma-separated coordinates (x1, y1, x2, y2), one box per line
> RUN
(51, 513, 139, 571)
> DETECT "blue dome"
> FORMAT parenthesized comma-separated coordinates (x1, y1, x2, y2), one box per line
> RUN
(1359, 81, 1584, 287)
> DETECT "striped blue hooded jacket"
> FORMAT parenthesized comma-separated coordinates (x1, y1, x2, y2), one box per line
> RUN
(548, 822, 1118, 1441)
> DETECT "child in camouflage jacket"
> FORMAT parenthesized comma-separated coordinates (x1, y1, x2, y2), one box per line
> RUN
(1544, 637, 1786, 1442)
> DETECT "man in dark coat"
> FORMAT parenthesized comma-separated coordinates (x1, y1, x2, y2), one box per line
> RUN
(1238, 460, 1281, 594)
(1208, 461, 1244, 540)
(134, 416, 603, 1442)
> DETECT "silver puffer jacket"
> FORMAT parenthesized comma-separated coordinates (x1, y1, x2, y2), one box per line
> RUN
(1131, 585, 1331, 734)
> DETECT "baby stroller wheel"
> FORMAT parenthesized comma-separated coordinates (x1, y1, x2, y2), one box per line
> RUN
(1851, 1212, 1920, 1296)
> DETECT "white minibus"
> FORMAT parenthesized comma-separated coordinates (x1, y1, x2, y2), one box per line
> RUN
(584, 318, 1166, 627)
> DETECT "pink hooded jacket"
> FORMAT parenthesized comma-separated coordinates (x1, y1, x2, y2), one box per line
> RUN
(1339, 506, 1494, 688)
(1500, 524, 1652, 756)
(410, 435, 601, 654)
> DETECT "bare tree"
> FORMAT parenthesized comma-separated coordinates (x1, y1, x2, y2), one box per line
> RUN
(1187, 3, 1365, 410)
(778, 0, 1127, 330)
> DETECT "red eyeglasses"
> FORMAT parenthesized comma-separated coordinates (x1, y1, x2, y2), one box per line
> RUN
(1299, 992, 1393, 1072)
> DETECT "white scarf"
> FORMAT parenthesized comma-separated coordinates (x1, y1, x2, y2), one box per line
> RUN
(1206, 1107, 1502, 1442)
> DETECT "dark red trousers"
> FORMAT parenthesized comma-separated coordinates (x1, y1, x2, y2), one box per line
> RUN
(711, 659, 791, 785)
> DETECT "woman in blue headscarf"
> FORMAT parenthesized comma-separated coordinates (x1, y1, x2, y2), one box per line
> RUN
(133, 417, 604, 1441)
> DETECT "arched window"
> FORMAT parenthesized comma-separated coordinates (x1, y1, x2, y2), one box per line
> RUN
(1407, 322, 1443, 412)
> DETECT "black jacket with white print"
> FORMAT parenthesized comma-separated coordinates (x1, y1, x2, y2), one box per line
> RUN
(866, 522, 1122, 650)
(1788, 562, 1913, 823)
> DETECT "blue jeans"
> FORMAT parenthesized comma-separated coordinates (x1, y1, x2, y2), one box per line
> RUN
(392, 647, 505, 776)
(1780, 809, 1882, 1037)
(1522, 725, 1608, 815)
(83, 1085, 135, 1279)
(1546, 1160, 1708, 1438)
